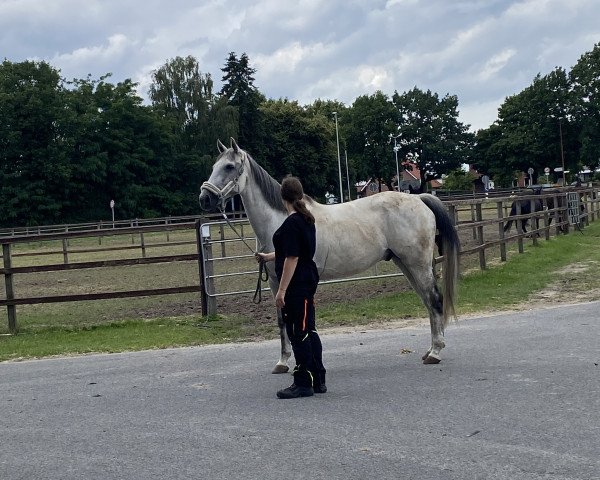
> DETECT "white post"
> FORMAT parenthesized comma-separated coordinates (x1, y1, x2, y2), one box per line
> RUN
(345, 149, 351, 201)
(333, 112, 343, 203)
(110, 199, 115, 228)
(389, 134, 401, 192)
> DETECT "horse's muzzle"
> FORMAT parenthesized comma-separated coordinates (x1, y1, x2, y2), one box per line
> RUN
(199, 190, 218, 212)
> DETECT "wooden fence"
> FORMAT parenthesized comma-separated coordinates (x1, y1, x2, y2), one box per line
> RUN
(0, 214, 206, 238)
(1, 187, 599, 333)
(446, 186, 599, 270)
(0, 222, 206, 334)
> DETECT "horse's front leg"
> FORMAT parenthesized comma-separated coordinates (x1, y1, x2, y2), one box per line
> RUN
(268, 274, 292, 374)
(272, 307, 292, 373)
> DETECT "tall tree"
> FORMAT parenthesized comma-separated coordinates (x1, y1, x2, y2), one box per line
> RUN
(570, 42, 600, 170)
(0, 60, 70, 226)
(305, 99, 352, 199)
(344, 91, 397, 191)
(60, 75, 110, 221)
(254, 99, 336, 199)
(392, 87, 473, 192)
(480, 68, 575, 186)
(472, 123, 512, 186)
(149, 56, 236, 209)
(220, 52, 263, 151)
(149, 55, 214, 126)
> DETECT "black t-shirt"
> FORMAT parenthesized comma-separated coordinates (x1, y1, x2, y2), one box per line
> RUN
(273, 212, 319, 296)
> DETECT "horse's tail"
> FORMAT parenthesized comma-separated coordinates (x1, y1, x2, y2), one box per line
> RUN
(419, 194, 460, 326)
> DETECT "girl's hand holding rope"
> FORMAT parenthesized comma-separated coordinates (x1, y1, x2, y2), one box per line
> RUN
(255, 252, 275, 263)
(252, 252, 272, 304)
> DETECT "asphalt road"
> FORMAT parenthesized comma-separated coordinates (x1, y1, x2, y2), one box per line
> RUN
(1, 302, 599, 480)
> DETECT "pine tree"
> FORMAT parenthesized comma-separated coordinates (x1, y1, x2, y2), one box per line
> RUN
(220, 52, 263, 150)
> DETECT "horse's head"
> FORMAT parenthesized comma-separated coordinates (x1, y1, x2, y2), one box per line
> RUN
(199, 138, 249, 212)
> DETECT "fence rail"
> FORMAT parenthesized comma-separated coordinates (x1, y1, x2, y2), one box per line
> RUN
(1, 221, 208, 333)
(2, 187, 599, 333)
(0, 211, 246, 238)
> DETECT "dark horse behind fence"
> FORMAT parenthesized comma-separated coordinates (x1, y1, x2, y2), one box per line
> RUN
(503, 187, 565, 234)
(199, 139, 460, 368)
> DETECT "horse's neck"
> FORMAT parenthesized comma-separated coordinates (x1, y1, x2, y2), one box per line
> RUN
(240, 172, 285, 249)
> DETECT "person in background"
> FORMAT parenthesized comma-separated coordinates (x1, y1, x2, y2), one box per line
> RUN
(256, 176, 326, 399)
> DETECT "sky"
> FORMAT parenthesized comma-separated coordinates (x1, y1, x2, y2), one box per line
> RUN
(1, 0, 599, 132)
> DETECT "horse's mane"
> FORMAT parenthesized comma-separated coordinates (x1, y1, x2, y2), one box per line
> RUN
(246, 155, 287, 213)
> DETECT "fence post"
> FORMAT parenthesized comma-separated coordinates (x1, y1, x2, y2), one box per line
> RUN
(196, 221, 216, 316)
(470, 204, 477, 240)
(497, 201, 506, 262)
(98, 221, 103, 245)
(140, 232, 146, 258)
(530, 198, 538, 247)
(553, 194, 562, 236)
(62, 238, 69, 264)
(563, 192, 571, 234)
(219, 224, 226, 257)
(448, 204, 458, 238)
(2, 243, 17, 333)
(542, 196, 550, 241)
(583, 191, 590, 226)
(165, 217, 170, 242)
(516, 201, 524, 254)
(475, 202, 486, 270)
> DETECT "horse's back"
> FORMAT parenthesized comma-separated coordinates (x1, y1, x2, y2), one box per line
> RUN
(310, 191, 437, 279)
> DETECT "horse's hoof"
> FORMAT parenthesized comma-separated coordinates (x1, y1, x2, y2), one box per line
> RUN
(421, 350, 431, 361)
(271, 364, 289, 374)
(423, 353, 441, 364)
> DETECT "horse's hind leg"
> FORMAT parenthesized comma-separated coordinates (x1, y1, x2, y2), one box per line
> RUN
(392, 258, 445, 364)
(420, 283, 445, 364)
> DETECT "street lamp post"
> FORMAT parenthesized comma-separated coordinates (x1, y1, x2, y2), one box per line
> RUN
(333, 112, 344, 203)
(559, 119, 566, 186)
(344, 149, 351, 201)
(389, 133, 401, 192)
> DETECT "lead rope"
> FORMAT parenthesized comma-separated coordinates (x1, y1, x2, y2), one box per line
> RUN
(219, 209, 268, 304)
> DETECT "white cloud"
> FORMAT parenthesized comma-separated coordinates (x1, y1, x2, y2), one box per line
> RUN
(478, 49, 517, 81)
(356, 65, 392, 92)
(459, 98, 505, 132)
(254, 41, 332, 76)
(53, 34, 134, 64)
(2, 0, 599, 131)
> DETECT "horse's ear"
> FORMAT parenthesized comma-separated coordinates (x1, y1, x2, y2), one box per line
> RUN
(217, 139, 227, 153)
(230, 137, 240, 153)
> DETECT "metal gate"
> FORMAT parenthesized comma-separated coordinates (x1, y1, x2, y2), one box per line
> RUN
(566, 192, 582, 226)
(198, 218, 406, 316)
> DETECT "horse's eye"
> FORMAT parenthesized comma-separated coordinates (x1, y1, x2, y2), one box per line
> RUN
(225, 164, 235, 171)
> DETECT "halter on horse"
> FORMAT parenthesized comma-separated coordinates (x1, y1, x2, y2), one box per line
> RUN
(199, 139, 460, 369)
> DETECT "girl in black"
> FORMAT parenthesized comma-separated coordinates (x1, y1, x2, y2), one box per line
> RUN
(256, 176, 326, 399)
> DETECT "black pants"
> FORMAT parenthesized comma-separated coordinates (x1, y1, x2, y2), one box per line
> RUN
(282, 295, 326, 388)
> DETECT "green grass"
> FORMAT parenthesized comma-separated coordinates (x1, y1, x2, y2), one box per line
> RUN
(458, 224, 600, 312)
(0, 315, 278, 362)
(2, 220, 600, 362)
(319, 220, 600, 322)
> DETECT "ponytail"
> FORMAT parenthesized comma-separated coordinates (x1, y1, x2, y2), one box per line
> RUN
(281, 176, 315, 225)
(293, 199, 315, 225)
